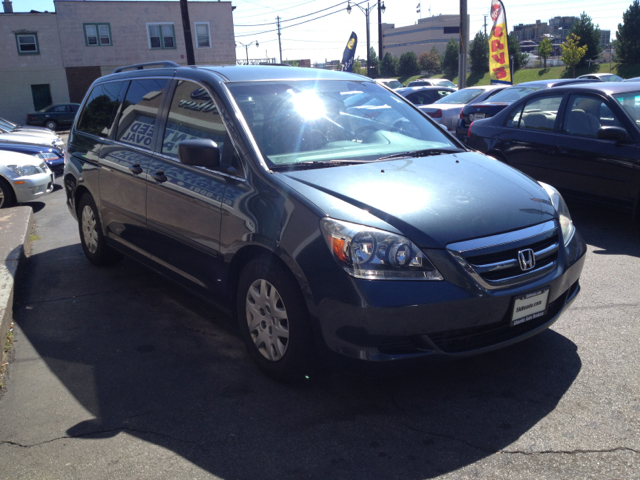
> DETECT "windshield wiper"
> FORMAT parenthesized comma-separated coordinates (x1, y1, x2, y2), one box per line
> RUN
(270, 159, 373, 171)
(376, 148, 466, 161)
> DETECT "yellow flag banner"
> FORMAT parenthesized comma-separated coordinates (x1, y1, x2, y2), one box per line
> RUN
(488, 0, 512, 84)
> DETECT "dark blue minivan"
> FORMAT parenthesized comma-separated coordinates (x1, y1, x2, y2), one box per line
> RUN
(63, 62, 586, 381)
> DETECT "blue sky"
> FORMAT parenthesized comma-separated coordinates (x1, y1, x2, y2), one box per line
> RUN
(12, 0, 632, 63)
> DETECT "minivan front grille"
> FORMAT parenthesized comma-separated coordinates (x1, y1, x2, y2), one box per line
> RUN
(446, 220, 560, 290)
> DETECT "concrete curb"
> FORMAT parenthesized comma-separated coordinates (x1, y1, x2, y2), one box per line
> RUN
(0, 206, 34, 354)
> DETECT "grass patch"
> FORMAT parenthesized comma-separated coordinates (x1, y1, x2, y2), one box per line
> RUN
(30, 234, 40, 242)
(5, 329, 13, 353)
(1, 325, 14, 390)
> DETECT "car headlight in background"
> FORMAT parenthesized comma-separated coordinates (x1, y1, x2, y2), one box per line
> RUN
(35, 153, 59, 160)
(7, 164, 41, 176)
(539, 182, 575, 247)
(320, 218, 444, 281)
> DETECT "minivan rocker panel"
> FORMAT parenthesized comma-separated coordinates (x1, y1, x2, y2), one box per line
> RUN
(63, 63, 586, 380)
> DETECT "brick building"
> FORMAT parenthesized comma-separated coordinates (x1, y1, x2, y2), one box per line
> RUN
(0, 0, 235, 123)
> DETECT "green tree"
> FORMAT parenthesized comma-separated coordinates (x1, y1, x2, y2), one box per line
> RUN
(570, 12, 602, 67)
(352, 58, 365, 75)
(380, 52, 397, 76)
(398, 51, 420, 77)
(368, 46, 380, 78)
(538, 37, 553, 69)
(508, 34, 529, 72)
(469, 31, 489, 74)
(616, 0, 640, 64)
(561, 33, 588, 77)
(418, 47, 440, 75)
(442, 38, 459, 77)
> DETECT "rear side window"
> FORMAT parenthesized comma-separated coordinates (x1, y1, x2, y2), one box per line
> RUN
(520, 95, 562, 132)
(116, 79, 169, 149)
(76, 82, 123, 138)
(161, 80, 228, 158)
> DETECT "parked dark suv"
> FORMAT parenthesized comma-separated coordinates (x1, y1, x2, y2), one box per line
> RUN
(64, 61, 586, 381)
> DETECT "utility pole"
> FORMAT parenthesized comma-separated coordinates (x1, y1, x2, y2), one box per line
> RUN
(366, 3, 370, 76)
(277, 16, 282, 64)
(378, 0, 383, 63)
(484, 15, 488, 37)
(347, 1, 385, 77)
(458, 0, 467, 88)
(179, 0, 195, 65)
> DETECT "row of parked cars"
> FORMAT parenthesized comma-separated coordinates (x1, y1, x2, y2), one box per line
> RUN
(384, 74, 640, 218)
(0, 114, 68, 208)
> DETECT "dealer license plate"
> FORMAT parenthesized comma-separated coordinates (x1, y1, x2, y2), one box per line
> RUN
(470, 113, 486, 121)
(511, 288, 550, 326)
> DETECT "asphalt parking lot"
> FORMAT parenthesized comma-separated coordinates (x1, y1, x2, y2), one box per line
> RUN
(0, 177, 638, 479)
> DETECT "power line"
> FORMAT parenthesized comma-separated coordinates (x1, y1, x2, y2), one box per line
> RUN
(236, 0, 349, 27)
(233, 0, 318, 21)
(235, 0, 368, 37)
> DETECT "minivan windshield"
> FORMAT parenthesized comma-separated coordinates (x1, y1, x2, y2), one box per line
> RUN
(227, 80, 459, 168)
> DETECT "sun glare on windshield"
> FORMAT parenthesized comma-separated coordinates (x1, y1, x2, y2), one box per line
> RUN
(291, 90, 326, 120)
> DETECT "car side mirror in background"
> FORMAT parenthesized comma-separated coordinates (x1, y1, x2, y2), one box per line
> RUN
(178, 139, 220, 169)
(597, 126, 628, 143)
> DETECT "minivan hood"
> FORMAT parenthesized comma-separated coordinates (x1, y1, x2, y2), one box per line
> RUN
(279, 152, 557, 248)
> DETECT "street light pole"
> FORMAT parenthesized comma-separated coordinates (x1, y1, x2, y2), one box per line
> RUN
(235, 40, 259, 65)
(347, 1, 385, 77)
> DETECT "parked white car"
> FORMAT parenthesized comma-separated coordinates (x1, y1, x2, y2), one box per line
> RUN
(0, 130, 65, 150)
(0, 150, 54, 208)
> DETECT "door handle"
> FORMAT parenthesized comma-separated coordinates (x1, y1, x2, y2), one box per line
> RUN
(129, 163, 143, 175)
(151, 170, 168, 183)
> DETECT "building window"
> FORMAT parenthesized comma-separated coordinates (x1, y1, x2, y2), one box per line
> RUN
(147, 23, 176, 49)
(84, 23, 112, 46)
(16, 33, 39, 55)
(194, 22, 211, 48)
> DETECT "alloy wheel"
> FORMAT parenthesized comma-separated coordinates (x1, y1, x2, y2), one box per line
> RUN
(246, 279, 290, 361)
(81, 205, 99, 254)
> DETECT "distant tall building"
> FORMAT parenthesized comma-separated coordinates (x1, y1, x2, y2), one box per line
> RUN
(600, 30, 611, 46)
(381, 14, 469, 59)
(513, 16, 578, 44)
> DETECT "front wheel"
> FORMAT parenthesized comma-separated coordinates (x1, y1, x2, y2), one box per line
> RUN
(77, 193, 122, 266)
(237, 256, 314, 382)
(0, 177, 16, 209)
(45, 120, 57, 131)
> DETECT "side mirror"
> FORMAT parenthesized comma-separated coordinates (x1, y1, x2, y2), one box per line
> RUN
(597, 126, 628, 142)
(178, 139, 220, 169)
(438, 123, 449, 132)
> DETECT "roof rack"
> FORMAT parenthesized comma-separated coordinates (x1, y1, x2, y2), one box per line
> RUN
(112, 61, 180, 74)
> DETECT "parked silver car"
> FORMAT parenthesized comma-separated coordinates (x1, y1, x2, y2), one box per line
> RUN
(0, 150, 54, 208)
(419, 85, 507, 132)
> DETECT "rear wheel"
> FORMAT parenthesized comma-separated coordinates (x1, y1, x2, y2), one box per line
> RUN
(0, 177, 16, 209)
(237, 256, 314, 382)
(45, 120, 57, 131)
(77, 193, 122, 266)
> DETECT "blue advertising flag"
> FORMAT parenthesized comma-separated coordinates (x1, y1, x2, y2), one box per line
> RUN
(341, 32, 358, 72)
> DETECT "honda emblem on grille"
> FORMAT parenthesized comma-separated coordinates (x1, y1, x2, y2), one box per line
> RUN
(518, 248, 536, 271)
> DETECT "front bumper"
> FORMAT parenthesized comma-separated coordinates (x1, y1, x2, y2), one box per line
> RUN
(45, 157, 65, 175)
(13, 172, 54, 203)
(311, 228, 587, 361)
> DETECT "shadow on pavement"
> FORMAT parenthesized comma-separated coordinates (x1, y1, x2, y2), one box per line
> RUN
(14, 241, 582, 479)
(567, 199, 640, 258)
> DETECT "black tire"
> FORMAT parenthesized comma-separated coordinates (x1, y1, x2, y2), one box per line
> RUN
(44, 120, 57, 131)
(77, 193, 122, 266)
(237, 256, 314, 382)
(0, 177, 16, 209)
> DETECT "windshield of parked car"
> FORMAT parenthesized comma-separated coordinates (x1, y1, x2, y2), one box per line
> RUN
(486, 86, 543, 102)
(436, 80, 457, 88)
(613, 91, 640, 125)
(0, 117, 17, 128)
(37, 105, 53, 113)
(228, 80, 459, 168)
(435, 88, 485, 104)
(601, 75, 623, 82)
(382, 80, 403, 89)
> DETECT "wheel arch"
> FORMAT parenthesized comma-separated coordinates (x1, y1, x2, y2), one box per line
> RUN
(0, 174, 17, 207)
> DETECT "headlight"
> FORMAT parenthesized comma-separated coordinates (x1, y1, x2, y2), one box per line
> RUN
(7, 164, 40, 176)
(539, 182, 575, 247)
(35, 153, 59, 160)
(320, 218, 444, 281)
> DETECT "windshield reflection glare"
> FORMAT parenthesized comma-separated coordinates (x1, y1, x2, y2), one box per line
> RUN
(228, 80, 456, 168)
